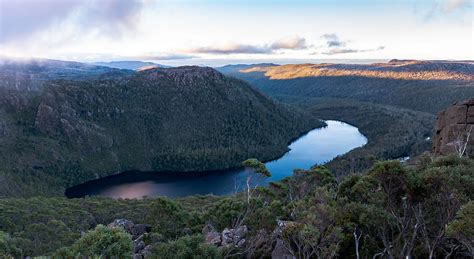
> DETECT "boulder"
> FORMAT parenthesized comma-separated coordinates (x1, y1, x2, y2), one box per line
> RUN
(203, 223, 222, 246)
(108, 219, 135, 233)
(221, 228, 234, 246)
(202, 223, 248, 247)
(108, 219, 153, 258)
(205, 231, 222, 246)
(433, 99, 474, 157)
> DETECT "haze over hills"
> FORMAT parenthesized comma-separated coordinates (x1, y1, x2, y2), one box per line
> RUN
(220, 60, 474, 114)
(93, 61, 170, 70)
(0, 63, 321, 197)
(0, 58, 132, 91)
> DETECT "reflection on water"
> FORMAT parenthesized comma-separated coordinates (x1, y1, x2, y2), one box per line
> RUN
(66, 120, 367, 199)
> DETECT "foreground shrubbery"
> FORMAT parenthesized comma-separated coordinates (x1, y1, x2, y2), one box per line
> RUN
(0, 155, 472, 258)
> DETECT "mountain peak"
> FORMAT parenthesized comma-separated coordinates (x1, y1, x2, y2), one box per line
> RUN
(138, 66, 226, 85)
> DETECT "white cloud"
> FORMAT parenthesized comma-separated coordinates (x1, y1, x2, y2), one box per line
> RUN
(321, 46, 385, 55)
(442, 0, 471, 13)
(270, 36, 307, 50)
(186, 37, 308, 55)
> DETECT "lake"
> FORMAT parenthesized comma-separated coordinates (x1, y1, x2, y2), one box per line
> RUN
(65, 120, 367, 199)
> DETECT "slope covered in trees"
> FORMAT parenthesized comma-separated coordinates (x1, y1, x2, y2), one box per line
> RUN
(219, 60, 474, 114)
(0, 65, 322, 197)
(0, 58, 131, 92)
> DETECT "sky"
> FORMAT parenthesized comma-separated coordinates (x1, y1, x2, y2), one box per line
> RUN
(0, 0, 472, 66)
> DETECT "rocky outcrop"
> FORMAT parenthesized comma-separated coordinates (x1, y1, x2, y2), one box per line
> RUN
(202, 223, 248, 248)
(107, 219, 152, 258)
(433, 99, 474, 157)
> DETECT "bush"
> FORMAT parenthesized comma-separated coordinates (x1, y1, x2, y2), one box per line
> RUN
(55, 225, 133, 257)
(152, 235, 219, 259)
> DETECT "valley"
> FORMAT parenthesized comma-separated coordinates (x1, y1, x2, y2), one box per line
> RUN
(1, 1, 473, 257)
(0, 61, 323, 197)
(65, 120, 366, 199)
(0, 58, 472, 258)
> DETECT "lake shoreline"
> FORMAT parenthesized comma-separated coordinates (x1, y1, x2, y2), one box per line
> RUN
(66, 120, 366, 199)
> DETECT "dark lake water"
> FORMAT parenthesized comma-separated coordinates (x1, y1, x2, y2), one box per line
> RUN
(66, 120, 367, 199)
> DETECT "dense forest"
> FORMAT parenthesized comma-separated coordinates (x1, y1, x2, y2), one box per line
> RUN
(219, 60, 474, 114)
(0, 64, 322, 197)
(1, 156, 472, 258)
(1, 59, 472, 258)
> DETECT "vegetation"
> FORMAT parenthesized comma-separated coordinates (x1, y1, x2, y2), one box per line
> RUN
(221, 61, 474, 114)
(54, 225, 133, 258)
(279, 96, 435, 176)
(0, 66, 323, 197)
(0, 156, 472, 257)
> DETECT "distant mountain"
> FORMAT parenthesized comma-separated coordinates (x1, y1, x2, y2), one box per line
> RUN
(0, 65, 322, 197)
(93, 61, 170, 70)
(0, 58, 131, 91)
(216, 63, 279, 74)
(220, 60, 474, 114)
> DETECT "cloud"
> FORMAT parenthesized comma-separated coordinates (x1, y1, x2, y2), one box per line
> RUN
(441, 0, 471, 13)
(132, 53, 196, 61)
(270, 36, 307, 50)
(0, 0, 146, 43)
(321, 46, 385, 55)
(188, 43, 271, 55)
(187, 37, 308, 55)
(321, 34, 347, 48)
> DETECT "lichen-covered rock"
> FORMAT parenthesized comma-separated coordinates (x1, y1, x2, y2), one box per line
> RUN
(202, 223, 248, 247)
(108, 219, 135, 233)
(433, 99, 474, 157)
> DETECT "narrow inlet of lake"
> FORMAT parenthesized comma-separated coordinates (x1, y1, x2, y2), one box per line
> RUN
(66, 120, 367, 199)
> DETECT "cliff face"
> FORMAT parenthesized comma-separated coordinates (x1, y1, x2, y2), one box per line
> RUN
(433, 99, 474, 157)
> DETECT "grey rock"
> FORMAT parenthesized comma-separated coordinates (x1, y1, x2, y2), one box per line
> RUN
(134, 241, 146, 253)
(202, 223, 216, 235)
(108, 219, 135, 233)
(132, 224, 151, 239)
(204, 231, 222, 246)
(221, 228, 234, 246)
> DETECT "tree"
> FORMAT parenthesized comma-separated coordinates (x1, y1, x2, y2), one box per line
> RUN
(447, 201, 474, 256)
(56, 225, 133, 257)
(451, 125, 473, 158)
(279, 187, 343, 259)
(0, 231, 20, 258)
(242, 158, 271, 203)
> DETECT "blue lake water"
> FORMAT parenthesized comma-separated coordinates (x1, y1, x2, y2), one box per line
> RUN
(65, 120, 367, 199)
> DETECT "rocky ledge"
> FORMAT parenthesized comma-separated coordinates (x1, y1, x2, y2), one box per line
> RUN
(433, 98, 474, 157)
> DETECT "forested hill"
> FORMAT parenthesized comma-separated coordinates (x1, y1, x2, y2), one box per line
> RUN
(218, 60, 474, 114)
(0, 58, 133, 92)
(0, 65, 322, 197)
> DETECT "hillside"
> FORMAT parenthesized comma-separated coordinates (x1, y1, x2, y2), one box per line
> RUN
(220, 60, 474, 114)
(0, 65, 322, 197)
(0, 58, 131, 91)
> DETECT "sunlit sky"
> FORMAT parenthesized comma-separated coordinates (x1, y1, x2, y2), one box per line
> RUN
(0, 0, 472, 66)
